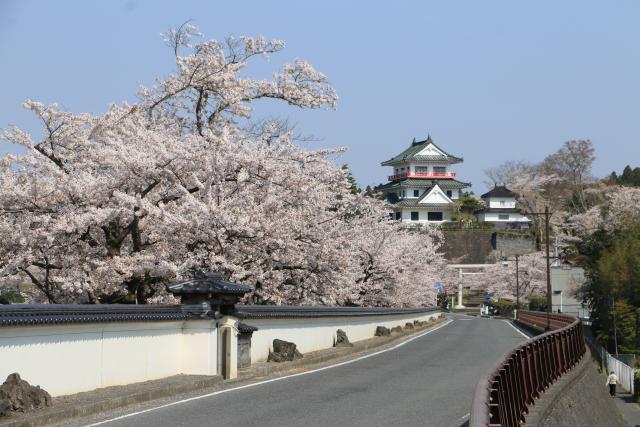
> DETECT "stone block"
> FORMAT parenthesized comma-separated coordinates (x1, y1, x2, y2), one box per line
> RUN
(267, 339, 303, 363)
(375, 326, 391, 336)
(0, 373, 51, 416)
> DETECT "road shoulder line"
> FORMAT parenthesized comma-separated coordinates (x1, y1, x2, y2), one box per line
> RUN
(503, 319, 531, 339)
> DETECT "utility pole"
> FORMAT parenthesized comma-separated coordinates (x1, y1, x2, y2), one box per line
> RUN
(524, 206, 553, 330)
(515, 254, 520, 311)
(545, 206, 552, 330)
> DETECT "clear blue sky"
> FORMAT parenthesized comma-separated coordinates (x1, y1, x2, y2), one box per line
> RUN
(1, 1, 639, 192)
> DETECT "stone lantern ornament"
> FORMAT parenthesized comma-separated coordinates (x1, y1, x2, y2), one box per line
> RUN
(166, 271, 253, 318)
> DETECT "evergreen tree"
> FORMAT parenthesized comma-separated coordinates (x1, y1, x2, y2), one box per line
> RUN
(341, 164, 361, 194)
(580, 224, 640, 352)
(612, 165, 640, 187)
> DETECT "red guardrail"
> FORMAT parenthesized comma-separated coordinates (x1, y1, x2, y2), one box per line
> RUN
(470, 311, 586, 427)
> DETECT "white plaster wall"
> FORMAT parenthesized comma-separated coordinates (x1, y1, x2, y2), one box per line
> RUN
(181, 320, 218, 376)
(248, 311, 441, 363)
(488, 197, 516, 208)
(407, 189, 420, 198)
(0, 312, 442, 396)
(400, 209, 451, 223)
(482, 212, 529, 222)
(409, 164, 447, 173)
(0, 320, 217, 396)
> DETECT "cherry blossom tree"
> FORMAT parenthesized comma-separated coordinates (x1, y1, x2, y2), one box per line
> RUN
(345, 218, 444, 307)
(0, 26, 445, 307)
(470, 252, 546, 302)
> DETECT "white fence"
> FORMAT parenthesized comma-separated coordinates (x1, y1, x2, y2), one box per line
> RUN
(605, 352, 636, 394)
(584, 325, 637, 394)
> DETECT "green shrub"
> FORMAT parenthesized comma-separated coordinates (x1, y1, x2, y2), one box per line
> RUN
(528, 296, 547, 312)
(0, 290, 25, 304)
(490, 299, 515, 315)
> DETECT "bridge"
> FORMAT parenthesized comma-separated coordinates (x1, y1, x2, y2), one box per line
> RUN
(0, 289, 616, 427)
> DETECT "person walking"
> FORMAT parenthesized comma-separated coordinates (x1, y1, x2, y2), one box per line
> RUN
(606, 371, 618, 397)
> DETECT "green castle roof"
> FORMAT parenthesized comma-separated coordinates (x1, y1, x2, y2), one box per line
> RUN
(375, 178, 471, 192)
(381, 135, 463, 166)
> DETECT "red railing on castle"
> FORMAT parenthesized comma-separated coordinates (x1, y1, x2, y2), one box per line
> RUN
(470, 311, 586, 427)
(387, 171, 457, 181)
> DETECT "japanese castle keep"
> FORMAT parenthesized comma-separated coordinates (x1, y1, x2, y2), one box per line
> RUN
(377, 135, 471, 223)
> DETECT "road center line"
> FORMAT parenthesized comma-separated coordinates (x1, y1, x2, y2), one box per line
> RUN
(83, 318, 455, 426)
(502, 319, 530, 339)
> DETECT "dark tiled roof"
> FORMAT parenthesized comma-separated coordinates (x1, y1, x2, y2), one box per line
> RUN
(0, 304, 187, 327)
(237, 322, 258, 334)
(411, 155, 459, 162)
(381, 136, 463, 166)
(235, 305, 440, 319)
(167, 272, 253, 296)
(481, 186, 517, 199)
(376, 178, 471, 191)
(0, 304, 441, 327)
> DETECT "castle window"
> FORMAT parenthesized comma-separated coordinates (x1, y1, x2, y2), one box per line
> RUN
(428, 212, 443, 221)
(499, 214, 510, 220)
(446, 190, 452, 197)
(413, 190, 419, 197)
(395, 212, 402, 220)
(411, 212, 419, 221)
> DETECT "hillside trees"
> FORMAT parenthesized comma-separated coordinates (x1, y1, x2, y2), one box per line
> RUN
(0, 26, 443, 306)
(610, 165, 640, 187)
(540, 140, 595, 213)
(484, 140, 602, 254)
(576, 221, 640, 352)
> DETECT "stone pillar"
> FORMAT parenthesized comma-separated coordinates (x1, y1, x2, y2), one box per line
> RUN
(237, 323, 258, 369)
(217, 316, 239, 380)
(455, 268, 465, 309)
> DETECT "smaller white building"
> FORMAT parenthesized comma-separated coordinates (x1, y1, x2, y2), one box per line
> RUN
(475, 185, 530, 228)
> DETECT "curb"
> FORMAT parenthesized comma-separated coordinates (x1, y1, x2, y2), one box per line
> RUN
(0, 376, 223, 427)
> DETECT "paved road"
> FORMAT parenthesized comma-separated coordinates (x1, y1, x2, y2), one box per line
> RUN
(85, 316, 526, 427)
